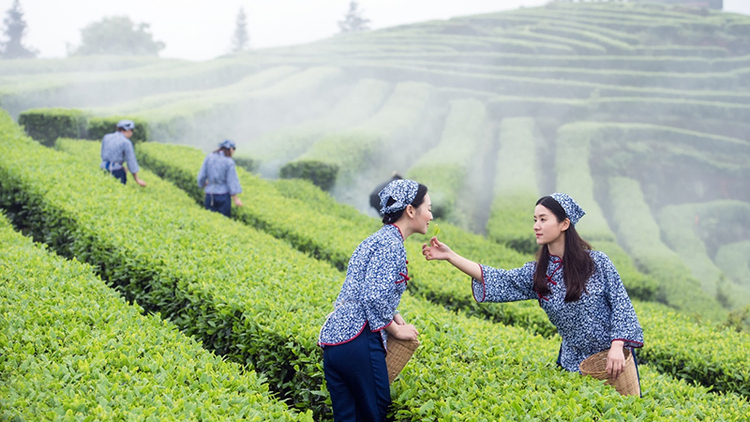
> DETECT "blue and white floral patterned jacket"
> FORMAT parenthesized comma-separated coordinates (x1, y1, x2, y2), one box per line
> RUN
(318, 224, 410, 351)
(472, 250, 644, 372)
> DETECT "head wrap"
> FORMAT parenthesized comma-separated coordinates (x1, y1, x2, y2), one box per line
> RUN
(116, 119, 135, 131)
(219, 139, 236, 150)
(549, 192, 585, 226)
(379, 179, 419, 216)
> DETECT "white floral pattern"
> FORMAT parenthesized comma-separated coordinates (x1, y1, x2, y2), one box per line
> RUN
(549, 192, 585, 226)
(378, 179, 418, 215)
(319, 224, 409, 351)
(472, 250, 644, 372)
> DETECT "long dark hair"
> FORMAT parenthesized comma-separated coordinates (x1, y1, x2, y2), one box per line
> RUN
(382, 184, 428, 224)
(533, 196, 595, 302)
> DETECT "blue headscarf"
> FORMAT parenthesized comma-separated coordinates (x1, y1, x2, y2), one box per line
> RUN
(549, 192, 585, 226)
(219, 139, 236, 150)
(379, 179, 419, 216)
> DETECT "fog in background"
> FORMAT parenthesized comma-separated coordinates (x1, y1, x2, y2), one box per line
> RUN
(3, 0, 748, 62)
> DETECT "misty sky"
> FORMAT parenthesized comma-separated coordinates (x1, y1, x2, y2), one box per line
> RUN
(2, 0, 749, 62)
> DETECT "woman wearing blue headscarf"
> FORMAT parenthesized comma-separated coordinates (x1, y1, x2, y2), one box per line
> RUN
(422, 193, 644, 388)
(319, 179, 432, 421)
(197, 139, 243, 217)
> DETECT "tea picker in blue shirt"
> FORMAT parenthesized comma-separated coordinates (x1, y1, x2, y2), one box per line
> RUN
(319, 179, 432, 421)
(100, 119, 146, 187)
(197, 139, 243, 217)
(422, 193, 644, 384)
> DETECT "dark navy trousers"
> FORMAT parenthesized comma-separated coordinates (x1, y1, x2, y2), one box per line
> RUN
(323, 324, 391, 422)
(110, 168, 127, 185)
(204, 193, 231, 217)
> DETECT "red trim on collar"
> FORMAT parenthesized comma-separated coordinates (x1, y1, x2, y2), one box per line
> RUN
(387, 223, 405, 240)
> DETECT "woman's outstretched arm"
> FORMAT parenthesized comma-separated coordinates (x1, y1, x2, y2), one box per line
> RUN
(422, 236, 483, 280)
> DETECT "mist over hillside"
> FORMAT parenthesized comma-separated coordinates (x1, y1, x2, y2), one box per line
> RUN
(2, 1, 750, 318)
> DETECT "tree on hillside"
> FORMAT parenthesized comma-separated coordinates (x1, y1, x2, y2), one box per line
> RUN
(68, 16, 165, 56)
(338, 1, 371, 34)
(1, 0, 37, 59)
(231, 7, 250, 53)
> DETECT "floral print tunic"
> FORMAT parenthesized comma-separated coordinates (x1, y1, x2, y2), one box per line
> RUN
(319, 224, 409, 351)
(472, 250, 644, 372)
(197, 151, 242, 196)
(100, 131, 139, 173)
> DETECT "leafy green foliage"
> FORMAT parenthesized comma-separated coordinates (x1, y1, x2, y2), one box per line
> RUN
(485, 118, 542, 254)
(88, 116, 150, 144)
(0, 213, 310, 421)
(280, 160, 338, 192)
(134, 140, 749, 399)
(18, 108, 87, 146)
(406, 99, 489, 224)
(2, 112, 750, 419)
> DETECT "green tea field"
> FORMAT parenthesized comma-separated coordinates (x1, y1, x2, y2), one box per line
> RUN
(1, 2, 749, 420)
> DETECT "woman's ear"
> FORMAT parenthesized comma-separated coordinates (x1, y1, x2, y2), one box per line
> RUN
(405, 204, 416, 218)
(561, 218, 571, 232)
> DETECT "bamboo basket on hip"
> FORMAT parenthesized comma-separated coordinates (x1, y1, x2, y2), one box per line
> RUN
(579, 348, 640, 396)
(386, 337, 420, 384)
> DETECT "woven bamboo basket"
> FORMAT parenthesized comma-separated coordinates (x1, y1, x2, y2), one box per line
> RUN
(385, 338, 420, 384)
(579, 348, 640, 396)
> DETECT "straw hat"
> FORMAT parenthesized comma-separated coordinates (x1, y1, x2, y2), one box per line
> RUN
(579, 348, 641, 396)
(385, 338, 420, 384)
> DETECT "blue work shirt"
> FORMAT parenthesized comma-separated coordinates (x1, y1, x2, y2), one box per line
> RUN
(319, 224, 410, 352)
(472, 250, 644, 372)
(197, 151, 242, 196)
(100, 132, 139, 174)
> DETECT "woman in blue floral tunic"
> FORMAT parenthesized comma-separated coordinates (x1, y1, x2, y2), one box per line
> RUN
(319, 179, 432, 421)
(422, 193, 643, 384)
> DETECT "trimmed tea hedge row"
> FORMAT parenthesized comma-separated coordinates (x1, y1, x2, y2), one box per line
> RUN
(0, 213, 309, 421)
(8, 144, 750, 420)
(332, 31, 577, 55)
(137, 142, 376, 271)
(658, 201, 750, 310)
(498, 30, 608, 55)
(555, 123, 619, 242)
(19, 108, 151, 145)
(634, 301, 750, 398)
(485, 118, 542, 255)
(18, 107, 88, 146)
(284, 81, 436, 188)
(10, 118, 750, 419)
(346, 50, 750, 74)
(249, 78, 392, 176)
(0, 128, 341, 415)
(53, 138, 202, 211)
(130, 140, 750, 397)
(93, 66, 337, 145)
(555, 122, 730, 315)
(398, 60, 742, 91)
(345, 61, 750, 107)
(0, 55, 164, 77)
(715, 240, 750, 289)
(0, 59, 256, 118)
(135, 142, 550, 331)
(406, 98, 489, 223)
(607, 177, 726, 322)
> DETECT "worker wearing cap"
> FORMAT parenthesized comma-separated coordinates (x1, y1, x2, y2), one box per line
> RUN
(197, 139, 243, 217)
(99, 119, 146, 186)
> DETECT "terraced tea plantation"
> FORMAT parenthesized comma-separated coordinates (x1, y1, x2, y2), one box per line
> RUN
(1, 2, 749, 420)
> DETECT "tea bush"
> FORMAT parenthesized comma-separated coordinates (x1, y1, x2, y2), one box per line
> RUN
(0, 213, 309, 421)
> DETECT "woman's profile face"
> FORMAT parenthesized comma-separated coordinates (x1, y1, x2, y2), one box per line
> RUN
(533, 204, 567, 246)
(413, 193, 433, 235)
